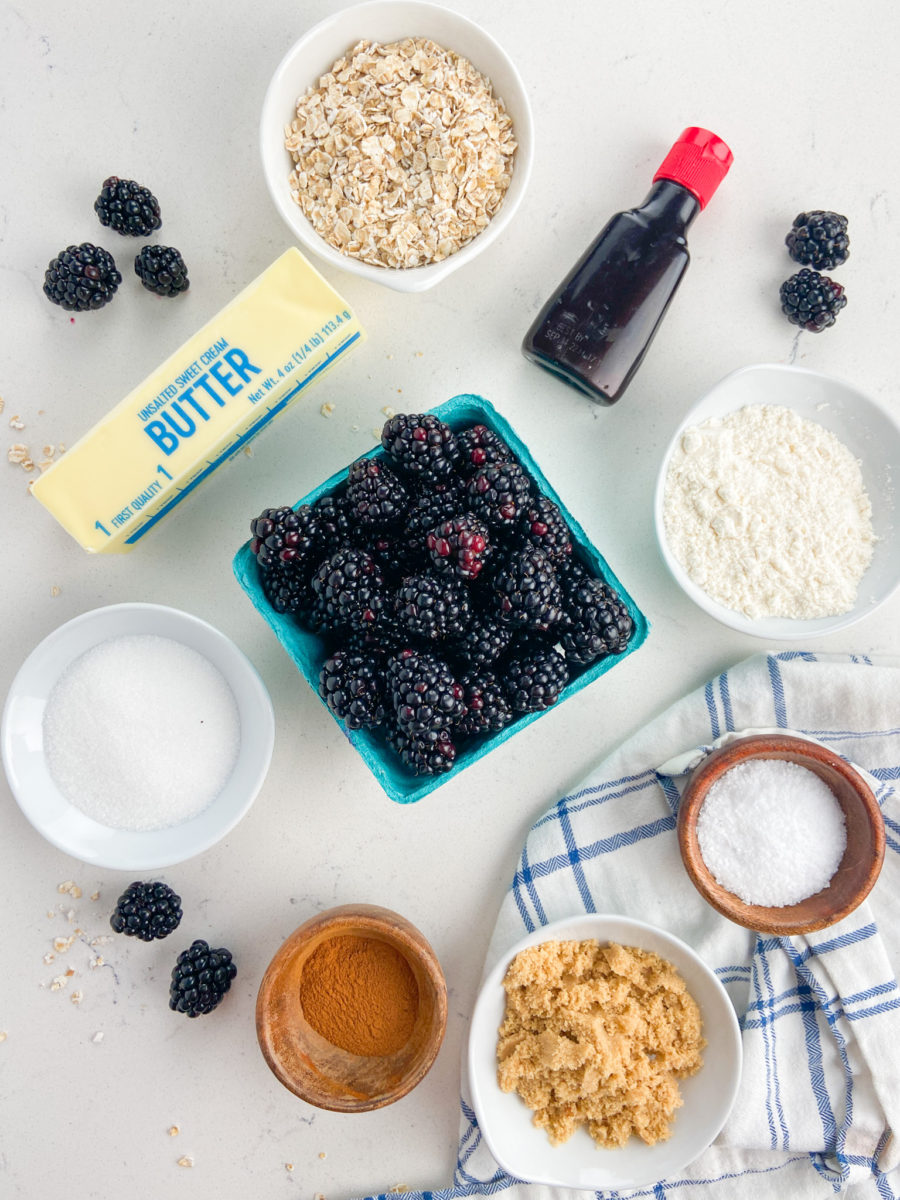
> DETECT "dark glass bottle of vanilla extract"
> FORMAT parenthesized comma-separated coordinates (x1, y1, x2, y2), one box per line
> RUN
(522, 128, 733, 405)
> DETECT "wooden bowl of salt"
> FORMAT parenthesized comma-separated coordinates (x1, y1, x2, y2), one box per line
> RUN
(677, 733, 885, 935)
(256, 903, 447, 1111)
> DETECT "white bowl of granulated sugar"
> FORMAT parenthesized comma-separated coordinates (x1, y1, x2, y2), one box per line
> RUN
(1, 604, 274, 870)
(654, 363, 900, 639)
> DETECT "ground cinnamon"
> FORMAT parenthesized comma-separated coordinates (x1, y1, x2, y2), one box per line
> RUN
(298, 934, 419, 1057)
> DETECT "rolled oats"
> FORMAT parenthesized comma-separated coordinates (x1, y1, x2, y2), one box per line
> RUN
(285, 38, 516, 269)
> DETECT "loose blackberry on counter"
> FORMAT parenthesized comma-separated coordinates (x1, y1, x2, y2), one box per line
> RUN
(456, 424, 513, 474)
(504, 643, 569, 713)
(394, 573, 472, 643)
(134, 245, 189, 297)
(785, 211, 849, 271)
(387, 727, 457, 776)
(43, 243, 122, 312)
(560, 577, 634, 664)
(311, 548, 387, 634)
(94, 176, 162, 237)
(386, 649, 466, 735)
(426, 513, 493, 581)
(517, 495, 573, 563)
(493, 546, 564, 631)
(465, 461, 532, 531)
(381, 413, 460, 480)
(456, 672, 514, 737)
(319, 650, 386, 730)
(169, 939, 236, 1018)
(110, 881, 182, 942)
(347, 458, 409, 529)
(779, 269, 847, 332)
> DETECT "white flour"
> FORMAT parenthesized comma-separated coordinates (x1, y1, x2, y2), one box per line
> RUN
(663, 404, 875, 619)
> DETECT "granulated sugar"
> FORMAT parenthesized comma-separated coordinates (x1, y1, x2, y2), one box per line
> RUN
(43, 635, 240, 831)
(696, 758, 847, 906)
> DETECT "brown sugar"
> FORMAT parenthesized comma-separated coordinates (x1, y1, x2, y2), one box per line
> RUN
(497, 940, 704, 1148)
(299, 935, 419, 1057)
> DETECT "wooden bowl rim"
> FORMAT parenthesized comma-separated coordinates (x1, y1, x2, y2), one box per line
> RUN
(256, 903, 448, 1111)
(676, 733, 885, 935)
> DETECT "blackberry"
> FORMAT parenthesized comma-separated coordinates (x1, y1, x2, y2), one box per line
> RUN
(169, 939, 236, 1018)
(785, 211, 849, 271)
(319, 650, 386, 730)
(404, 480, 466, 552)
(109, 881, 182, 942)
(394, 573, 472, 642)
(344, 611, 410, 658)
(134, 245, 189, 297)
(381, 413, 460, 480)
(780, 269, 847, 332)
(517, 495, 573, 563)
(387, 726, 457, 775)
(347, 458, 409, 529)
(250, 505, 320, 574)
(465, 461, 532, 531)
(504, 644, 569, 713)
(447, 611, 514, 671)
(369, 531, 420, 581)
(493, 546, 564, 631)
(426, 513, 493, 581)
(94, 175, 162, 237)
(312, 492, 354, 555)
(259, 561, 316, 621)
(386, 649, 466, 734)
(43, 243, 122, 312)
(456, 424, 513, 474)
(311, 548, 387, 634)
(456, 672, 514, 737)
(560, 578, 634, 664)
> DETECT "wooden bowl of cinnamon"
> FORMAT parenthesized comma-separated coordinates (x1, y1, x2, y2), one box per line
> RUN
(256, 903, 447, 1111)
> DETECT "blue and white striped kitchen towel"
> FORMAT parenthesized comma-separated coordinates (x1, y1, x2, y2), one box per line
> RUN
(368, 651, 900, 1200)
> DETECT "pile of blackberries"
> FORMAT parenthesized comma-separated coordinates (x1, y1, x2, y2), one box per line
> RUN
(249, 413, 635, 778)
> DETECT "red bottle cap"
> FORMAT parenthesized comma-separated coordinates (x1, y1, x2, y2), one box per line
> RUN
(653, 127, 733, 209)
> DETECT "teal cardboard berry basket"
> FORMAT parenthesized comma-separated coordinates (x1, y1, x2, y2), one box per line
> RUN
(233, 394, 649, 804)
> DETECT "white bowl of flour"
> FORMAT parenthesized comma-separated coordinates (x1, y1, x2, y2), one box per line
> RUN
(2, 604, 275, 869)
(654, 363, 900, 639)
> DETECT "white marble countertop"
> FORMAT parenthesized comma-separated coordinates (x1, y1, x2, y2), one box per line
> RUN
(2, 2, 899, 1197)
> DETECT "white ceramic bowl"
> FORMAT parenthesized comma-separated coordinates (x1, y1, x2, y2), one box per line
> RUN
(654, 363, 900, 639)
(260, 0, 533, 293)
(468, 914, 741, 1191)
(1, 604, 275, 870)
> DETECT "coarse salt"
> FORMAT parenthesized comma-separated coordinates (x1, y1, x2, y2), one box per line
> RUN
(696, 758, 847, 906)
(42, 635, 240, 832)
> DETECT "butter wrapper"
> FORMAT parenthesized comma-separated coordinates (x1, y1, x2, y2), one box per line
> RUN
(33, 248, 364, 553)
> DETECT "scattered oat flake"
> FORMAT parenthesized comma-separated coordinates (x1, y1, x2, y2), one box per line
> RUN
(43, 952, 55, 965)
(381, 406, 395, 418)
(177, 1156, 194, 1168)
(53, 936, 75, 953)
(91, 1031, 104, 1044)
(50, 975, 68, 991)
(321, 402, 336, 417)
(89, 956, 104, 969)
(58, 881, 76, 895)
(167, 1125, 180, 1137)
(70, 990, 83, 1005)
(8, 444, 29, 464)
(38, 459, 53, 472)
(9, 415, 25, 430)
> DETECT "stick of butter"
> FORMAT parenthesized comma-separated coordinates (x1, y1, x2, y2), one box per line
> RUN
(32, 248, 364, 553)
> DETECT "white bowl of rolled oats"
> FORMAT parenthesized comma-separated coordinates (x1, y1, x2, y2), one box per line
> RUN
(261, 1, 533, 292)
